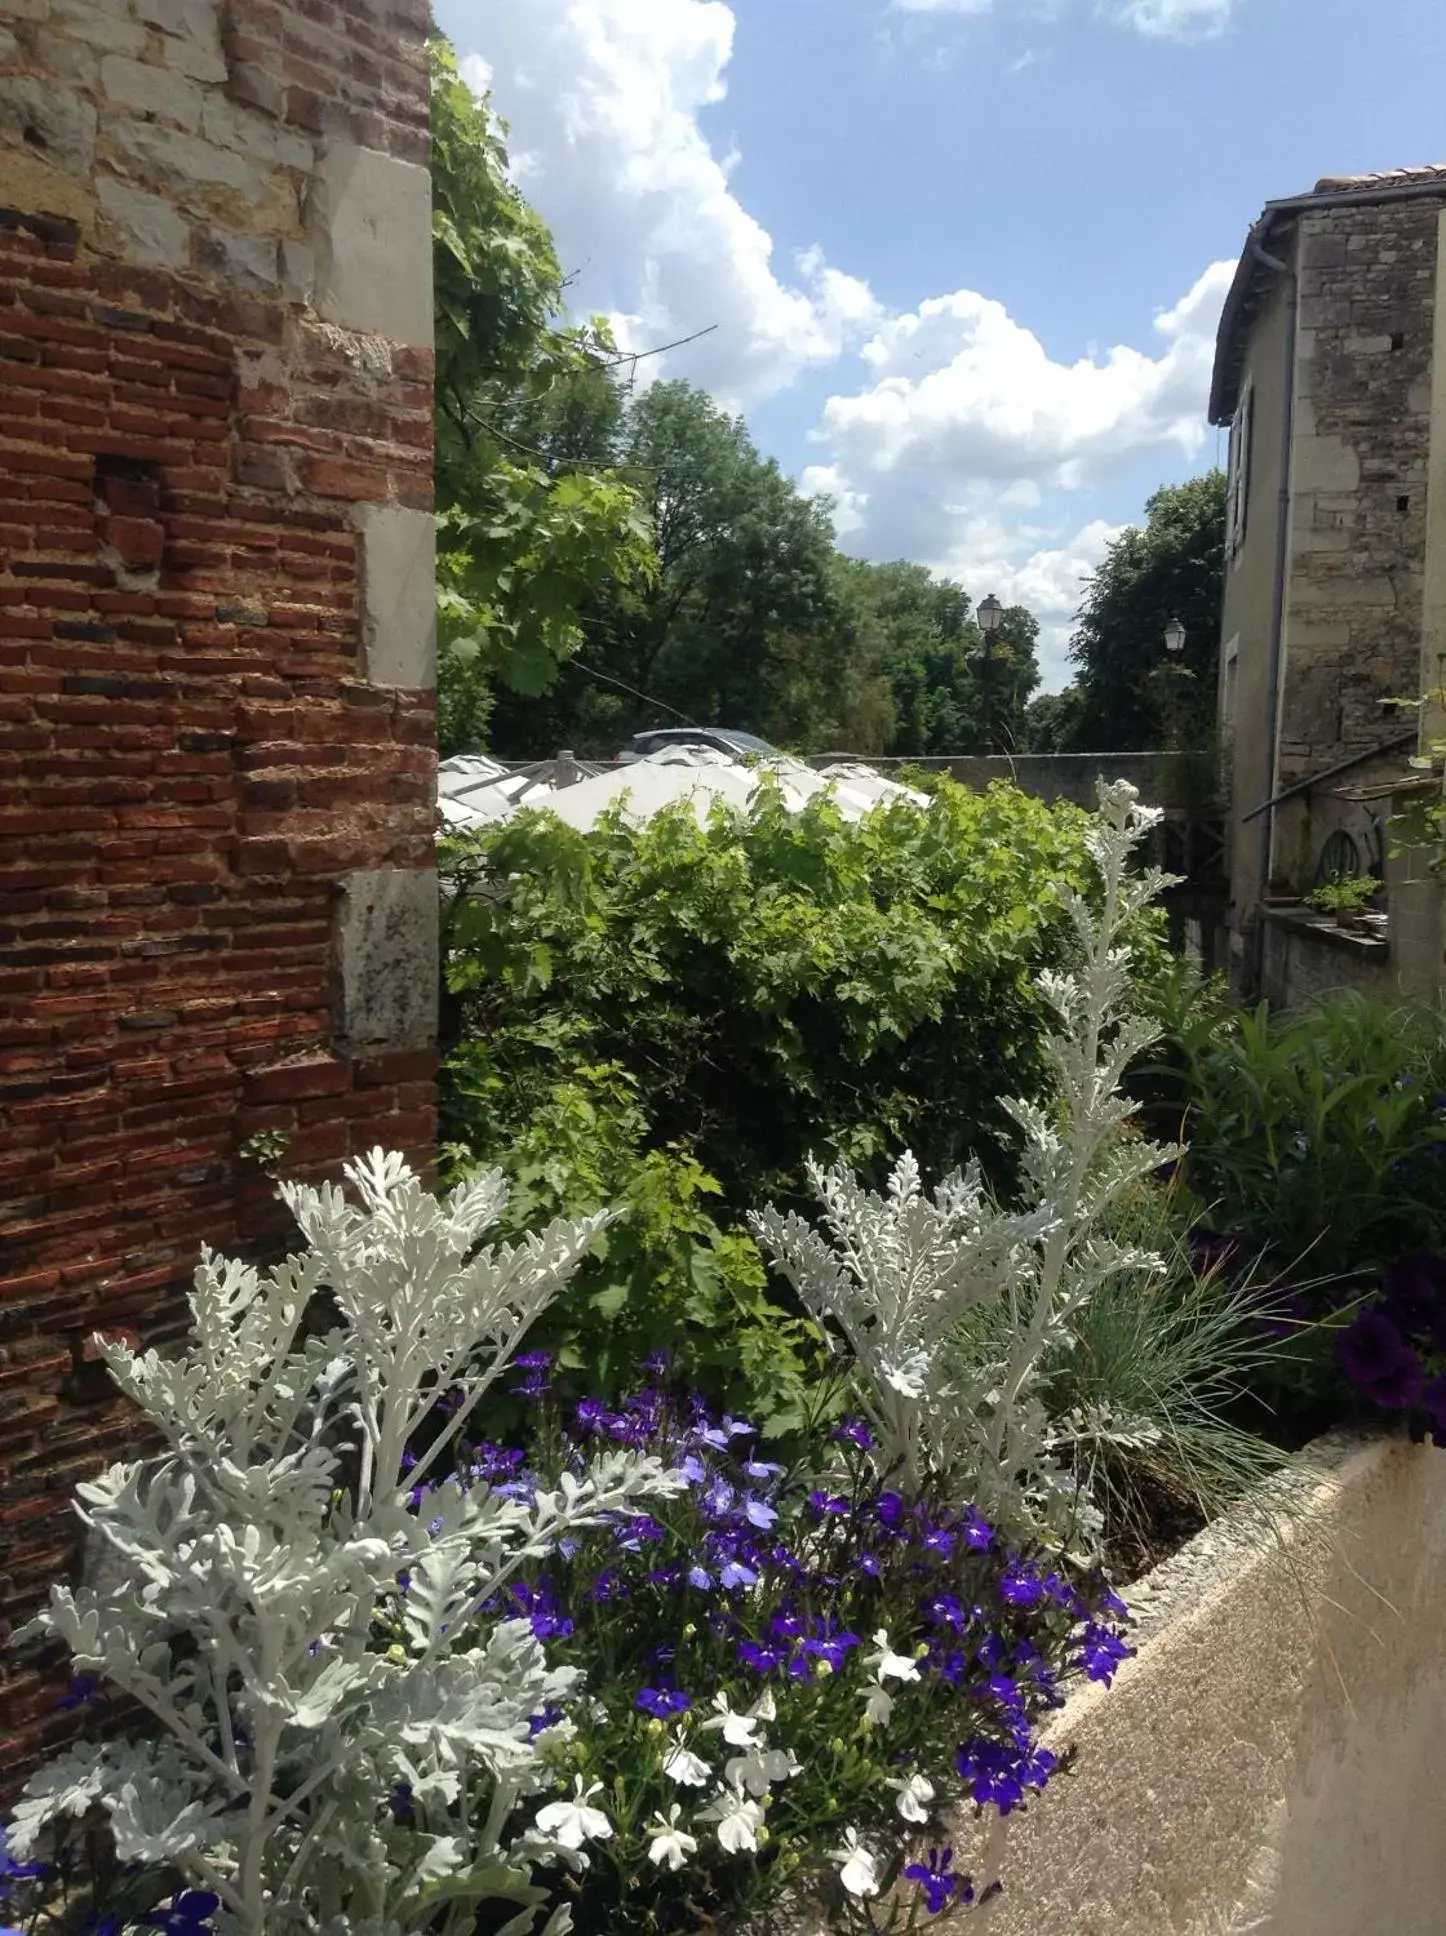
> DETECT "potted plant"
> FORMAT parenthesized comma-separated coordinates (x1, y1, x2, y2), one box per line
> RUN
(1306, 872, 1379, 929)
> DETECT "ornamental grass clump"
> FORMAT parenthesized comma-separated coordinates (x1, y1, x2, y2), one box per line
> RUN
(425, 1376, 1128, 1933)
(2, 1152, 680, 1936)
(752, 780, 1179, 1554)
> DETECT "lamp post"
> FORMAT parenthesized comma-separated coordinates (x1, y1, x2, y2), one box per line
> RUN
(1160, 617, 1186, 748)
(976, 592, 1003, 755)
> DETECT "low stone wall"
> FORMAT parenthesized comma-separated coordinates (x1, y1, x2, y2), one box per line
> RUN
(1259, 908, 1399, 1006)
(947, 1434, 1446, 1936)
(806, 752, 1219, 814)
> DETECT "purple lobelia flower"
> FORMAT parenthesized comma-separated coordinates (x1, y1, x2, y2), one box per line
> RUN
(636, 1686, 692, 1718)
(904, 1846, 971, 1916)
(147, 1894, 220, 1936)
(999, 1564, 1045, 1608)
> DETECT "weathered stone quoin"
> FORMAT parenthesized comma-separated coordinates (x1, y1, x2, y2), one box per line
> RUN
(0, 0, 438, 1774)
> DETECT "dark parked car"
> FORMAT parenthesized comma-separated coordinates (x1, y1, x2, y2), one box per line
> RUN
(616, 727, 778, 764)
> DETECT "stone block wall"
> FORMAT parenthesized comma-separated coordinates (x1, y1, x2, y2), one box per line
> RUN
(0, 0, 438, 1776)
(1278, 200, 1438, 792)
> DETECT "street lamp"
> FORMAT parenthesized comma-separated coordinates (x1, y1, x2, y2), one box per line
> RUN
(1159, 618, 1187, 748)
(976, 594, 1003, 754)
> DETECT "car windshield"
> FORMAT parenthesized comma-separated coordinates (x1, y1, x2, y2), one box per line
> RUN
(716, 731, 774, 753)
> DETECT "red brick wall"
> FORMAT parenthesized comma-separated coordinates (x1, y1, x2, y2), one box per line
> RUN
(0, 0, 437, 1779)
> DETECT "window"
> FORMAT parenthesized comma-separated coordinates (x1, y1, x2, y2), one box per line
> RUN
(1221, 636, 1240, 739)
(1225, 382, 1253, 563)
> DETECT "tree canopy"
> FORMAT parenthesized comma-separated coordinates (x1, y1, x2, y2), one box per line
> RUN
(1065, 471, 1227, 752)
(429, 35, 656, 752)
(429, 30, 1044, 762)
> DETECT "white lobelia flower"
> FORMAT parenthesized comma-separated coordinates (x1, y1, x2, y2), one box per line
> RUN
(664, 1736, 712, 1788)
(646, 1804, 699, 1872)
(698, 1779, 766, 1854)
(861, 1683, 894, 1730)
(830, 1827, 881, 1899)
(864, 1629, 920, 1685)
(534, 1776, 613, 1850)
(885, 1771, 935, 1824)
(724, 1739, 802, 1799)
(700, 1691, 759, 1748)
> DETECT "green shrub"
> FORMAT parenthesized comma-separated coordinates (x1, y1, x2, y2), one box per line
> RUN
(1166, 993, 1446, 1277)
(441, 1063, 821, 1433)
(440, 779, 1168, 1425)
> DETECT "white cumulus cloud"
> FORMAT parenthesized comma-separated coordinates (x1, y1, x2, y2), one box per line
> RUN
(449, 0, 883, 407)
(891, 0, 1237, 36)
(816, 259, 1233, 495)
(1112, 0, 1234, 36)
(804, 263, 1232, 686)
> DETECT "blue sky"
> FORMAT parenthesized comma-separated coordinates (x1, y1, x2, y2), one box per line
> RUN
(436, 0, 1446, 685)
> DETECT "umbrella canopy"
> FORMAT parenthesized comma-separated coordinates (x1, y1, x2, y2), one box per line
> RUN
(437, 748, 930, 832)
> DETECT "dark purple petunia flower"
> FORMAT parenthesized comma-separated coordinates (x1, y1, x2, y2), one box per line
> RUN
(1380, 1254, 1446, 1339)
(1336, 1308, 1408, 1388)
(1365, 1349, 1425, 1411)
(1423, 1373, 1446, 1441)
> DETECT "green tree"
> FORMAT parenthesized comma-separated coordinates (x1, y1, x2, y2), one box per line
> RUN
(1022, 686, 1086, 753)
(1068, 471, 1227, 752)
(489, 381, 859, 756)
(830, 563, 1040, 756)
(429, 34, 656, 753)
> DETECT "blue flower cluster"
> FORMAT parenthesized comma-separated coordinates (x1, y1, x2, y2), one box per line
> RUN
(447, 1377, 1132, 1929)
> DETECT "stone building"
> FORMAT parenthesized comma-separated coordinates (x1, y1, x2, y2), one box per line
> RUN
(1211, 165, 1446, 1006)
(0, 0, 438, 1772)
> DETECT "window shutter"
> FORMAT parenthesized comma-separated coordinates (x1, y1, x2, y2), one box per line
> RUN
(1228, 385, 1253, 559)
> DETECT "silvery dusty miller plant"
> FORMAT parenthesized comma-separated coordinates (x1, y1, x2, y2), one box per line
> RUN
(751, 779, 1179, 1552)
(7, 1151, 680, 1936)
